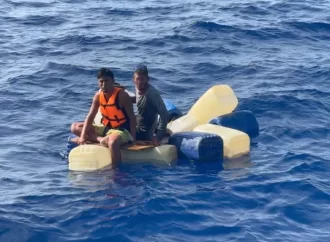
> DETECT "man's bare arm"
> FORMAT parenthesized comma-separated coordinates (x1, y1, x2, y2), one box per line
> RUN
(119, 90, 136, 141)
(81, 92, 100, 139)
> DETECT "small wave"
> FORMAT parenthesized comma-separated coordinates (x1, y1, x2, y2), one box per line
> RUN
(177, 45, 235, 55)
(243, 27, 299, 40)
(192, 21, 238, 33)
(4, 0, 56, 8)
(261, 179, 330, 226)
(104, 8, 136, 16)
(137, 34, 196, 51)
(192, 62, 240, 74)
(239, 92, 330, 116)
(45, 61, 96, 76)
(285, 21, 330, 33)
(191, 20, 299, 41)
(165, 34, 192, 42)
(0, 124, 29, 137)
(255, 65, 330, 87)
(270, 2, 324, 13)
(62, 0, 88, 3)
(213, 46, 236, 54)
(18, 15, 66, 26)
(281, 152, 328, 173)
(289, 66, 330, 84)
(239, 5, 270, 15)
(272, 126, 330, 140)
(141, 5, 185, 15)
(230, 40, 244, 46)
(219, 3, 270, 15)
(28, 47, 68, 57)
(37, 35, 134, 47)
(0, 89, 41, 111)
(138, 38, 166, 47)
(191, 62, 264, 80)
(178, 46, 206, 54)
(0, 217, 39, 242)
(273, 88, 330, 99)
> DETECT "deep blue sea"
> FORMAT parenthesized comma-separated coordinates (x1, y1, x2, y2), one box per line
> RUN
(1, 0, 330, 241)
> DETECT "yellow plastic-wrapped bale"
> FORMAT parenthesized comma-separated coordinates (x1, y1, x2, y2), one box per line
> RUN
(188, 84, 238, 125)
(166, 85, 238, 134)
(121, 144, 178, 165)
(166, 114, 198, 134)
(193, 124, 250, 159)
(68, 144, 178, 172)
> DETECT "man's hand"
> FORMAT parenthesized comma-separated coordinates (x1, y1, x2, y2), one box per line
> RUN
(78, 136, 87, 145)
(134, 140, 149, 146)
(151, 136, 160, 146)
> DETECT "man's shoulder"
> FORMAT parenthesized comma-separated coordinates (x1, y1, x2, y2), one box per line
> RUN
(95, 89, 102, 97)
(146, 84, 161, 97)
(147, 84, 158, 91)
(117, 87, 129, 99)
(92, 90, 101, 103)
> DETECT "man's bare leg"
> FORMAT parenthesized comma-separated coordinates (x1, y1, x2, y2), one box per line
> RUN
(70, 122, 103, 143)
(99, 133, 123, 167)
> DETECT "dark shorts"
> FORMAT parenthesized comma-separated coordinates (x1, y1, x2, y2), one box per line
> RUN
(136, 129, 153, 141)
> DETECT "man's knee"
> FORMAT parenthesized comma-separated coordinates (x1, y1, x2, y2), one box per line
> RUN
(71, 122, 83, 133)
(107, 136, 122, 149)
(70, 123, 77, 133)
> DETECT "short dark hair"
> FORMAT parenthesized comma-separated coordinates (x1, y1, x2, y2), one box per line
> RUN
(134, 64, 148, 77)
(97, 68, 114, 79)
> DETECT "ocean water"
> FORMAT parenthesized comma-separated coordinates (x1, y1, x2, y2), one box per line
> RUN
(1, 0, 330, 241)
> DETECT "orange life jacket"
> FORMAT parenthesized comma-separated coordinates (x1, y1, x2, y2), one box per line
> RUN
(99, 87, 127, 128)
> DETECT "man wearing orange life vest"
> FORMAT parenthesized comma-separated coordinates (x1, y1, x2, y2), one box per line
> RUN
(71, 68, 136, 166)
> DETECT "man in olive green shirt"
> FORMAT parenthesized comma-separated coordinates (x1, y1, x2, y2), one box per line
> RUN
(132, 64, 168, 146)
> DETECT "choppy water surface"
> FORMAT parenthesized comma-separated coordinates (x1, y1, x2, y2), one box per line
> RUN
(1, 0, 330, 241)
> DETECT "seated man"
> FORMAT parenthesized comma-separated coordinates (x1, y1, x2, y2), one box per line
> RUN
(70, 68, 136, 166)
(132, 64, 168, 146)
